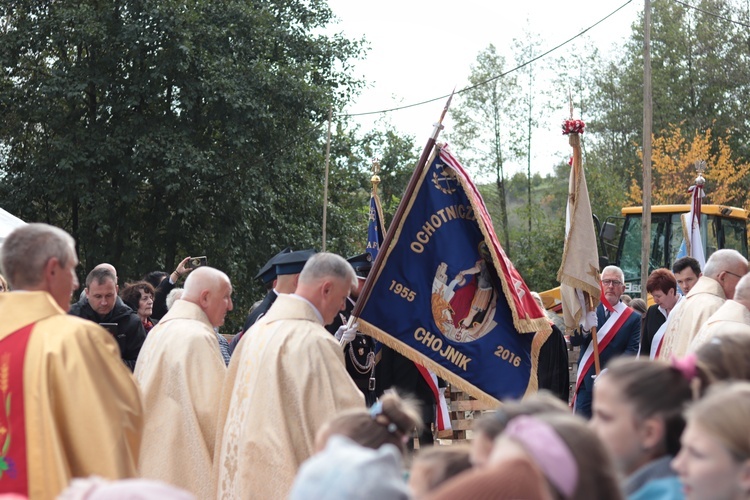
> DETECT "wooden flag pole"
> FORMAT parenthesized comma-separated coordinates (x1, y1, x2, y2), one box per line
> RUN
(348, 89, 456, 323)
(322, 105, 333, 252)
(588, 293, 601, 375)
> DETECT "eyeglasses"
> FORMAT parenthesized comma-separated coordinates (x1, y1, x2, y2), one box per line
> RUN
(722, 270, 744, 279)
(602, 279, 623, 287)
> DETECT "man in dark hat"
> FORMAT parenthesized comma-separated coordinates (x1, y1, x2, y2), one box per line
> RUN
(229, 248, 315, 355)
(326, 253, 378, 405)
(243, 248, 292, 330)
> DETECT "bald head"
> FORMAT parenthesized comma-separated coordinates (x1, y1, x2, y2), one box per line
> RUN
(704, 249, 749, 299)
(733, 274, 750, 309)
(182, 267, 233, 327)
(93, 263, 118, 284)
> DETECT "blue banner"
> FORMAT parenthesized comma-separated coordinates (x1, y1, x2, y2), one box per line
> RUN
(358, 147, 550, 403)
(366, 192, 385, 260)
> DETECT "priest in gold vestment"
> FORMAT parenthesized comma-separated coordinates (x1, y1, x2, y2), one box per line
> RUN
(0, 223, 143, 499)
(135, 267, 232, 498)
(215, 253, 364, 499)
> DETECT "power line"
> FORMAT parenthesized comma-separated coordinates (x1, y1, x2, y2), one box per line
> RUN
(671, 0, 750, 28)
(340, 0, 634, 118)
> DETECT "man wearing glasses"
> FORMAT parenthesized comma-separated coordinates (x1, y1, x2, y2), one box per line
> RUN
(571, 265, 641, 419)
(659, 249, 748, 360)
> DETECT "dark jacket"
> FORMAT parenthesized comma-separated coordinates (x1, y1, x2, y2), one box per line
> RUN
(326, 297, 377, 404)
(69, 296, 146, 371)
(151, 277, 176, 321)
(537, 323, 570, 402)
(570, 302, 641, 418)
(229, 290, 278, 355)
(641, 304, 666, 357)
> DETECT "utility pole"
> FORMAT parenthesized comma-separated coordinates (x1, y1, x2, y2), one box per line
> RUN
(641, 0, 653, 298)
(322, 105, 332, 252)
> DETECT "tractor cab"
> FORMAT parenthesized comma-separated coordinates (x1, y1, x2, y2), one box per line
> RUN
(599, 205, 748, 297)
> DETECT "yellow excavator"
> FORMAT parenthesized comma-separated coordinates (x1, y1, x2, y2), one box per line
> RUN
(539, 204, 749, 312)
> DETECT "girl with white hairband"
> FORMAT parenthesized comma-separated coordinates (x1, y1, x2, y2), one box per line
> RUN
(313, 390, 422, 456)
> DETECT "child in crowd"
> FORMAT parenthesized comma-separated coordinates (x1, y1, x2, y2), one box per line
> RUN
(408, 445, 471, 498)
(695, 331, 750, 384)
(591, 357, 690, 499)
(290, 435, 410, 500)
(314, 390, 422, 456)
(431, 412, 622, 500)
(469, 391, 569, 467)
(672, 382, 750, 500)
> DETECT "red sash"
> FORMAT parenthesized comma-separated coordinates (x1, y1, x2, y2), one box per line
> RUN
(0, 323, 34, 495)
(572, 307, 634, 406)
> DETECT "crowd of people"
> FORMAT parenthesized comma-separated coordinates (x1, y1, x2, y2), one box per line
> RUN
(2, 222, 750, 499)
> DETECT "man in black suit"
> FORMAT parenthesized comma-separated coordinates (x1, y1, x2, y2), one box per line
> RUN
(69, 267, 146, 370)
(570, 265, 641, 418)
(326, 253, 378, 405)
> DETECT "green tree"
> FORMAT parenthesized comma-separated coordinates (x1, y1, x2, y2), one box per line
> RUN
(0, 0, 365, 331)
(587, 0, 750, 185)
(325, 121, 419, 252)
(449, 44, 519, 254)
(511, 27, 543, 236)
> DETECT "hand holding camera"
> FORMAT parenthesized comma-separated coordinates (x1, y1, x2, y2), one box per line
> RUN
(172, 256, 208, 282)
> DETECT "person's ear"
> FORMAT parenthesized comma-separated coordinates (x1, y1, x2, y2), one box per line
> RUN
(639, 416, 665, 453)
(200, 289, 211, 308)
(43, 257, 59, 284)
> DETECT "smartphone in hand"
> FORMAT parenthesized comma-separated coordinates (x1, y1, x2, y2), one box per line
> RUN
(185, 256, 208, 269)
(99, 323, 119, 336)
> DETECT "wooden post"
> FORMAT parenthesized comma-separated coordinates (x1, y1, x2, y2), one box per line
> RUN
(641, 0, 653, 298)
(322, 105, 332, 252)
(588, 293, 601, 375)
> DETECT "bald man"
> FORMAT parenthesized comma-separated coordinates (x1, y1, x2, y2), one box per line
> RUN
(659, 249, 749, 359)
(690, 272, 750, 351)
(134, 267, 232, 498)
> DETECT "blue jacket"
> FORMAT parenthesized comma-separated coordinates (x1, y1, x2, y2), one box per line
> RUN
(570, 302, 641, 417)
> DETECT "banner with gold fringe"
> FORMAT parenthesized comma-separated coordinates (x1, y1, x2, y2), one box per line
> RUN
(357, 145, 551, 404)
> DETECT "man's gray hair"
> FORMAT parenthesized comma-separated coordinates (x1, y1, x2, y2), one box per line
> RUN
(0, 223, 75, 290)
(703, 249, 748, 279)
(166, 287, 183, 310)
(601, 265, 625, 283)
(299, 253, 357, 289)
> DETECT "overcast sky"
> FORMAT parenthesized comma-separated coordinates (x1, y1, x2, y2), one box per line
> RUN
(326, 0, 644, 177)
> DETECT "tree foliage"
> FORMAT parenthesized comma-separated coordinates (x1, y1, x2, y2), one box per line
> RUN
(0, 0, 367, 330)
(627, 125, 750, 209)
(449, 44, 519, 254)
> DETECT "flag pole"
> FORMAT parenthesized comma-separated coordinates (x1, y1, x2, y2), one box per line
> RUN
(588, 293, 601, 375)
(322, 105, 333, 252)
(349, 89, 456, 322)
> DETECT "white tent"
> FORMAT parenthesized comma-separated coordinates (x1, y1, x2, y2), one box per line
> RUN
(0, 208, 26, 246)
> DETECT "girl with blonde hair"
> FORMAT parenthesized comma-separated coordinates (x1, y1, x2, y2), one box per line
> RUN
(672, 382, 750, 500)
